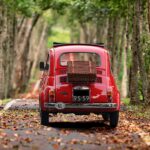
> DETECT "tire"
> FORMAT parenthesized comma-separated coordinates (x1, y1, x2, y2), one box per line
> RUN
(102, 113, 109, 121)
(109, 111, 119, 128)
(40, 110, 49, 126)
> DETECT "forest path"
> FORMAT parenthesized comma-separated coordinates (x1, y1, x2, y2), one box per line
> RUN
(0, 109, 149, 150)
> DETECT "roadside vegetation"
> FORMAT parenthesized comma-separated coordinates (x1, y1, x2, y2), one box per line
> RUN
(0, 99, 11, 106)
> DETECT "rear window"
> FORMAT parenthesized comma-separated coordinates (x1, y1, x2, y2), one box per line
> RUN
(60, 52, 100, 66)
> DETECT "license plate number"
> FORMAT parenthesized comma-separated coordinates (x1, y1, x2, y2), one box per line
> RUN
(73, 96, 90, 102)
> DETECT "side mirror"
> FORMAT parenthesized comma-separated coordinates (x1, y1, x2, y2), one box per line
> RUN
(39, 62, 45, 71)
(45, 64, 49, 70)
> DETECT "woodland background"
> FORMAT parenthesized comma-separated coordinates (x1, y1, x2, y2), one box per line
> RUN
(0, 0, 150, 105)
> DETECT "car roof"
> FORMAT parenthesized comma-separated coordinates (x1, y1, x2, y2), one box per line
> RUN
(51, 44, 108, 54)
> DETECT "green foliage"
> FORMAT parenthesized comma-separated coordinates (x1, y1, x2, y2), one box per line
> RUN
(47, 26, 70, 47)
(4, 0, 40, 17)
(3, 0, 70, 17)
(37, 0, 70, 15)
(122, 98, 130, 105)
(0, 99, 11, 106)
(3, 0, 133, 23)
(69, 0, 109, 23)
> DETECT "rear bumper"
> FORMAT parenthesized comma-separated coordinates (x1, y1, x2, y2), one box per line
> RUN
(44, 102, 117, 110)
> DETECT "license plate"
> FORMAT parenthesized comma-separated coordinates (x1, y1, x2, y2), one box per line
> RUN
(73, 86, 90, 103)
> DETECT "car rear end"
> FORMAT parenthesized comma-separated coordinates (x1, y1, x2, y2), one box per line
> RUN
(45, 45, 120, 114)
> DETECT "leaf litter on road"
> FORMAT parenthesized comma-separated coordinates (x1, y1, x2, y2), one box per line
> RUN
(0, 110, 150, 150)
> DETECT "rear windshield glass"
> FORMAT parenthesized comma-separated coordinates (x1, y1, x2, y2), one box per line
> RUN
(60, 52, 100, 66)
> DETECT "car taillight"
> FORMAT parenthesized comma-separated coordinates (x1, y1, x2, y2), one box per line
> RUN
(107, 90, 113, 102)
(49, 90, 55, 102)
(107, 91, 112, 96)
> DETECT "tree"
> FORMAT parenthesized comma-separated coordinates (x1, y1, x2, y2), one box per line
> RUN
(0, 0, 16, 98)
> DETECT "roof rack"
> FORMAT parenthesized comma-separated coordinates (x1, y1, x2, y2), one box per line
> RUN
(53, 42, 105, 48)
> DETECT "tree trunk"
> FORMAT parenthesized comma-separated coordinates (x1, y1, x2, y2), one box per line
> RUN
(12, 15, 40, 92)
(148, 0, 150, 32)
(70, 27, 75, 43)
(103, 18, 109, 45)
(0, 1, 15, 98)
(107, 17, 113, 51)
(147, 1, 150, 104)
(121, 17, 128, 98)
(111, 15, 120, 81)
(80, 22, 89, 43)
(96, 18, 108, 44)
(30, 22, 48, 78)
(117, 19, 126, 75)
(5, 8, 15, 98)
(137, 0, 149, 104)
(96, 21, 101, 43)
(0, 1, 5, 99)
(130, 0, 140, 104)
(89, 22, 96, 43)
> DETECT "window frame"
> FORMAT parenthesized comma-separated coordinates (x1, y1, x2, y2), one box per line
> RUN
(59, 52, 101, 67)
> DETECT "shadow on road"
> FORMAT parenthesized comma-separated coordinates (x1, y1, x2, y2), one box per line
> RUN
(47, 120, 110, 129)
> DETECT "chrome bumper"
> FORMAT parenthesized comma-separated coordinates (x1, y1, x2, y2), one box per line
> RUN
(44, 103, 117, 110)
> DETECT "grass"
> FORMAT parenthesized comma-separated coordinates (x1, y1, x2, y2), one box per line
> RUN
(0, 98, 11, 106)
(122, 98, 150, 119)
(128, 105, 150, 119)
(122, 98, 130, 105)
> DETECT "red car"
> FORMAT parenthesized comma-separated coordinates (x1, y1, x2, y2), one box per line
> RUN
(39, 43, 120, 128)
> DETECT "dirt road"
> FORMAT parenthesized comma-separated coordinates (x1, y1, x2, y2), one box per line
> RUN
(0, 109, 149, 150)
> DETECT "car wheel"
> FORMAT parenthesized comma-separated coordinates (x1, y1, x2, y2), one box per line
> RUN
(40, 110, 49, 126)
(102, 113, 109, 121)
(109, 111, 119, 128)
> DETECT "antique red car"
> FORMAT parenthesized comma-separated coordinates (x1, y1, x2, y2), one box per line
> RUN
(39, 43, 120, 128)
